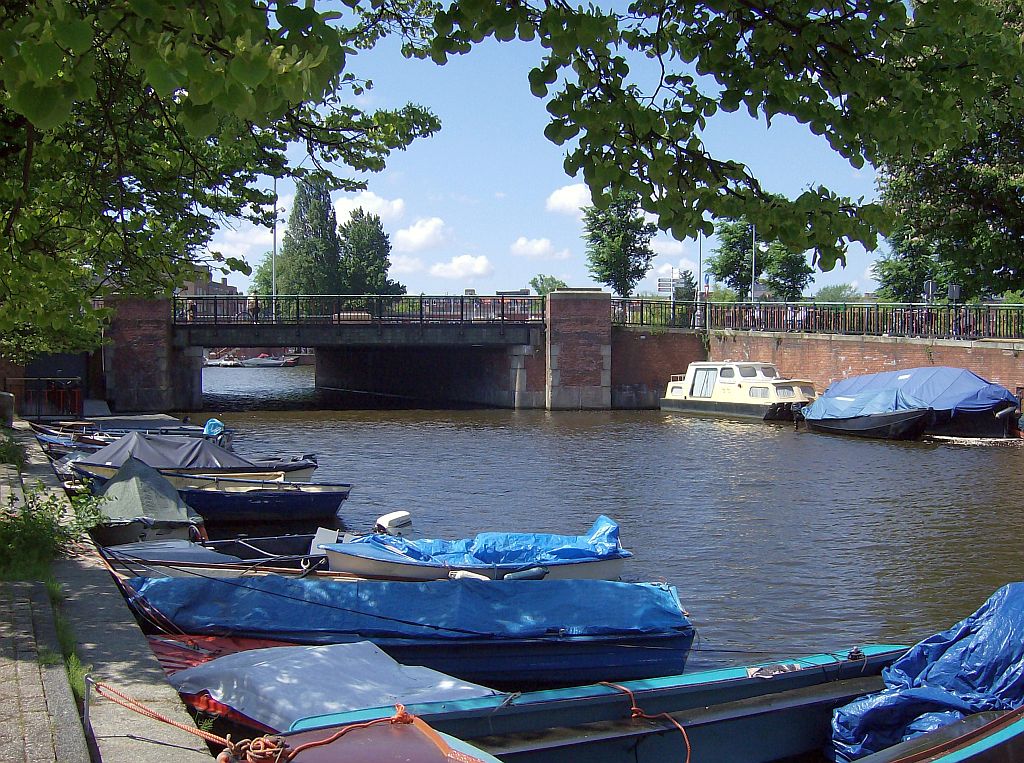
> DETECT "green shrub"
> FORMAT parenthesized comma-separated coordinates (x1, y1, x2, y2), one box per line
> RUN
(0, 487, 102, 580)
(0, 430, 25, 470)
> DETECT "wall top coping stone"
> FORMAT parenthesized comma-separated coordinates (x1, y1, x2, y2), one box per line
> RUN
(548, 290, 611, 302)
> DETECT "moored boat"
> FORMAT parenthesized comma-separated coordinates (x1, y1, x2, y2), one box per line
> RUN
(165, 473, 351, 523)
(285, 583, 1024, 763)
(802, 366, 1021, 441)
(239, 354, 298, 367)
(120, 576, 696, 689)
(660, 361, 816, 422)
(320, 515, 631, 581)
(70, 431, 317, 485)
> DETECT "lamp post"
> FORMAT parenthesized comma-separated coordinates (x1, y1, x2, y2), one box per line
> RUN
(272, 176, 278, 321)
(751, 224, 757, 302)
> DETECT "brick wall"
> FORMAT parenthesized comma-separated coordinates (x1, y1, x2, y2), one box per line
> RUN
(611, 328, 706, 408)
(546, 291, 611, 409)
(707, 332, 1024, 394)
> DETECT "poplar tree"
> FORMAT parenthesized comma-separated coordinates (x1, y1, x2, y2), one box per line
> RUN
(274, 178, 344, 295)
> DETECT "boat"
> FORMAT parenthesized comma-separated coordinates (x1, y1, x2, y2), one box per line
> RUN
(802, 366, 1021, 440)
(36, 414, 234, 449)
(89, 459, 205, 547)
(142, 637, 503, 762)
(239, 354, 298, 367)
(159, 640, 499, 733)
(161, 472, 352, 523)
(319, 515, 632, 581)
(660, 361, 817, 422)
(120, 576, 696, 689)
(284, 584, 1024, 763)
(69, 431, 317, 485)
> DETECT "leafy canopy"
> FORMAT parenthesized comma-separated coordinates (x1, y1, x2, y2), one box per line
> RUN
(529, 274, 567, 296)
(582, 190, 657, 297)
(424, 0, 1024, 272)
(1, 0, 439, 361)
(815, 283, 862, 302)
(339, 209, 406, 295)
(707, 217, 813, 300)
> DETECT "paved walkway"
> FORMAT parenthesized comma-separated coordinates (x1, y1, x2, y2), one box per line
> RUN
(2, 422, 211, 761)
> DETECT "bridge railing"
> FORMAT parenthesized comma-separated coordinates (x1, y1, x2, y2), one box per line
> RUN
(611, 299, 1024, 341)
(174, 295, 545, 325)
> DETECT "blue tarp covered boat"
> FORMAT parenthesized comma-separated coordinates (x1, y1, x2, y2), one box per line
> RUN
(832, 582, 1024, 761)
(124, 577, 695, 688)
(802, 367, 1020, 440)
(320, 516, 632, 580)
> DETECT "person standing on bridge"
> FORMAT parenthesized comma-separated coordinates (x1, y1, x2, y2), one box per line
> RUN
(248, 295, 260, 323)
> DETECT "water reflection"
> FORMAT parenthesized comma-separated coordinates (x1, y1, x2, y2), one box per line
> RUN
(197, 370, 1024, 669)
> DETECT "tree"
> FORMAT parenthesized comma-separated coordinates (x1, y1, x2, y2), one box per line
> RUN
(1, 1, 440, 360)
(529, 274, 567, 296)
(674, 270, 698, 302)
(426, 1, 1024, 274)
(815, 284, 862, 302)
(707, 217, 813, 300)
(872, 227, 943, 303)
(338, 209, 405, 295)
(582, 190, 657, 297)
(273, 178, 344, 295)
(876, 0, 1024, 298)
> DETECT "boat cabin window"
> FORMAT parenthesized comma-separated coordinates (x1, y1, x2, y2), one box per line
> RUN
(760, 366, 778, 378)
(800, 385, 815, 396)
(719, 367, 735, 379)
(738, 366, 758, 378)
(669, 385, 685, 395)
(749, 386, 769, 398)
(690, 368, 717, 397)
(776, 385, 795, 398)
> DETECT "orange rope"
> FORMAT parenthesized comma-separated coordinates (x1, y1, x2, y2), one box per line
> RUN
(92, 685, 484, 763)
(599, 681, 692, 763)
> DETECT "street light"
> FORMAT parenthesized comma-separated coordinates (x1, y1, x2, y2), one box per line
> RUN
(751, 225, 768, 301)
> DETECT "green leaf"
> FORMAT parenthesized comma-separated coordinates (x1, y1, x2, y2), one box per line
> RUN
(9, 82, 73, 129)
(229, 55, 269, 88)
(144, 58, 180, 96)
(22, 41, 64, 82)
(54, 18, 93, 54)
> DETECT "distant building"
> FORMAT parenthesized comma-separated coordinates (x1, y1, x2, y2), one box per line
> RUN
(177, 266, 240, 298)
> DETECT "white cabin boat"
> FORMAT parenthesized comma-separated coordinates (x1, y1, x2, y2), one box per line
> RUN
(661, 361, 816, 422)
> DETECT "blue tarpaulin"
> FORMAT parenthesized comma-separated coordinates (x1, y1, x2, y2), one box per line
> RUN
(323, 515, 632, 569)
(803, 366, 1018, 421)
(126, 577, 690, 643)
(831, 583, 1024, 760)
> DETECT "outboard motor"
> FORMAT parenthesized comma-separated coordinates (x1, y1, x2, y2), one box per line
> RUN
(373, 510, 416, 538)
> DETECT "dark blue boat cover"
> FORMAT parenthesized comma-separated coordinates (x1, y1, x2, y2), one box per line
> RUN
(832, 583, 1024, 760)
(324, 515, 632, 568)
(126, 577, 691, 642)
(78, 432, 258, 469)
(804, 366, 1017, 421)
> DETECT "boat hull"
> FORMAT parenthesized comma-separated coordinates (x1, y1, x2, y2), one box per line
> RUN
(804, 408, 932, 440)
(177, 485, 350, 522)
(660, 398, 800, 422)
(321, 548, 625, 581)
(927, 405, 1022, 439)
(75, 462, 317, 486)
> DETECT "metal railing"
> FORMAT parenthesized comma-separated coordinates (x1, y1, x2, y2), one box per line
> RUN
(174, 294, 545, 325)
(4, 377, 83, 420)
(611, 300, 1024, 341)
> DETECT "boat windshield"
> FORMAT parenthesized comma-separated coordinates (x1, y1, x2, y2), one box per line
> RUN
(760, 366, 778, 378)
(691, 368, 717, 397)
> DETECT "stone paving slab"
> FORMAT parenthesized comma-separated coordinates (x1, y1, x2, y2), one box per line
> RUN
(6, 421, 212, 761)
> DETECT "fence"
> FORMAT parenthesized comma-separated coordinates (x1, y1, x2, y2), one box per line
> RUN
(174, 294, 545, 325)
(611, 300, 1024, 341)
(3, 377, 83, 420)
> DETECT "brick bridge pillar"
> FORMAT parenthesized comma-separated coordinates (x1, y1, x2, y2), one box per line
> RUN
(103, 297, 202, 412)
(546, 289, 611, 410)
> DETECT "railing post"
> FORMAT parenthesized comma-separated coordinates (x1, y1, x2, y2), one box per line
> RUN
(419, 296, 424, 323)
(213, 296, 219, 324)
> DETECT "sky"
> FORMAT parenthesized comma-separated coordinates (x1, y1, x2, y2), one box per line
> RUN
(209, 35, 883, 298)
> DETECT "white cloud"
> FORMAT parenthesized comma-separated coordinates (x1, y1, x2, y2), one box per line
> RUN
(545, 184, 591, 217)
(430, 254, 493, 279)
(208, 224, 274, 263)
(334, 191, 405, 223)
(651, 238, 687, 258)
(390, 254, 425, 275)
(510, 236, 571, 260)
(655, 258, 700, 277)
(395, 217, 449, 252)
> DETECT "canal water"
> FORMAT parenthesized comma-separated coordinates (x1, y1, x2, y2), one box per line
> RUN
(196, 365, 1024, 670)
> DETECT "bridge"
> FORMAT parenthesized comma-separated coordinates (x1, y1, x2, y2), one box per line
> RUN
(13, 291, 1024, 417)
